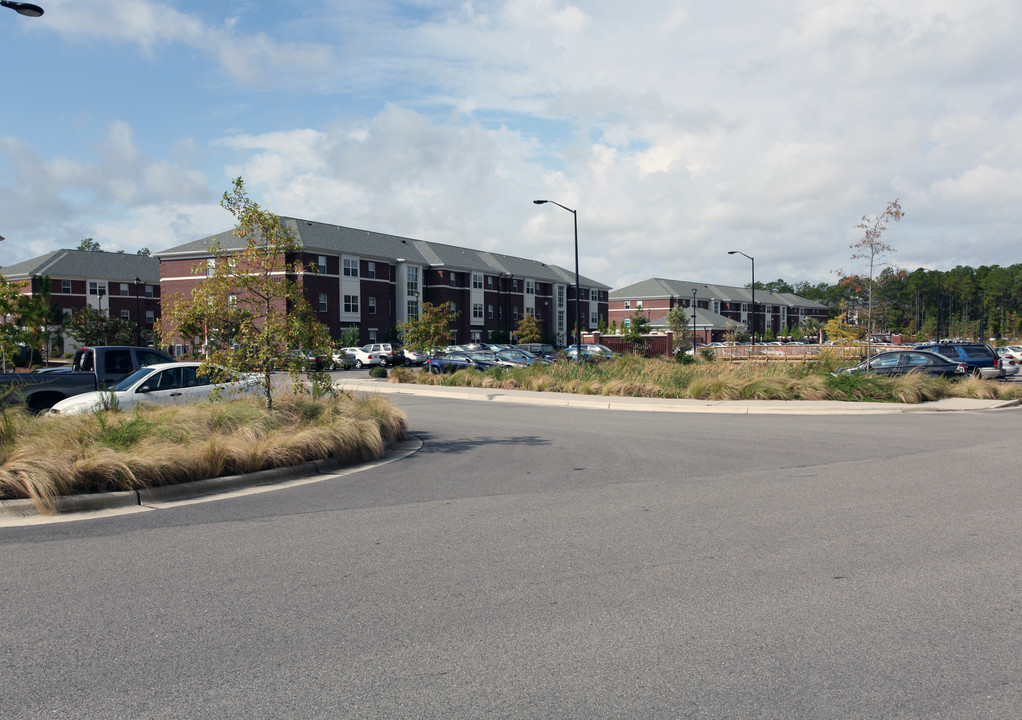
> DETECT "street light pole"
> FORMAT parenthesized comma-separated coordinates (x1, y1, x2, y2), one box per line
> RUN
(728, 250, 755, 347)
(533, 199, 581, 361)
(691, 288, 697, 350)
(134, 277, 142, 346)
(1, 1, 44, 17)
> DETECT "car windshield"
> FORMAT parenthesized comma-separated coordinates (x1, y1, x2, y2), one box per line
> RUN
(113, 366, 157, 391)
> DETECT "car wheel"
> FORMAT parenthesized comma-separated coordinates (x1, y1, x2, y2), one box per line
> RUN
(355, 359, 364, 369)
(971, 367, 982, 379)
(403, 357, 412, 367)
(430, 365, 440, 374)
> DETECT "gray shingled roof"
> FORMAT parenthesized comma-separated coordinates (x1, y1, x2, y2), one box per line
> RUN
(611, 277, 827, 309)
(2, 250, 160, 283)
(156, 217, 610, 290)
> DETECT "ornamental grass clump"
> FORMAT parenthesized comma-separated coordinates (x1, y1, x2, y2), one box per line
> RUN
(0, 392, 407, 514)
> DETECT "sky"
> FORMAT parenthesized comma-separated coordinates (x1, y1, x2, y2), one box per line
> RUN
(2, 0, 1021, 290)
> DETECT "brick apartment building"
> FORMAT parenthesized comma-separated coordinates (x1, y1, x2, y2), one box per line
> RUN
(610, 278, 829, 343)
(1, 250, 162, 350)
(157, 218, 610, 349)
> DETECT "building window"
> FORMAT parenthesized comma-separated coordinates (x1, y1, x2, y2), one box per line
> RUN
(590, 311, 598, 327)
(406, 266, 419, 296)
(145, 285, 154, 298)
(61, 280, 71, 294)
(473, 303, 484, 320)
(120, 309, 130, 320)
(368, 297, 376, 314)
(317, 255, 327, 273)
(407, 299, 418, 321)
(368, 328, 378, 342)
(206, 259, 216, 277)
(145, 310, 155, 324)
(344, 295, 359, 313)
(472, 273, 483, 289)
(319, 293, 328, 312)
(591, 289, 599, 301)
(636, 300, 643, 309)
(343, 258, 358, 277)
(488, 304, 494, 319)
(525, 279, 535, 295)
(487, 275, 493, 288)
(624, 301, 631, 309)
(449, 272, 457, 288)
(367, 261, 376, 279)
(513, 307, 519, 321)
(450, 301, 457, 313)
(513, 279, 519, 292)
(228, 295, 237, 308)
(120, 284, 129, 296)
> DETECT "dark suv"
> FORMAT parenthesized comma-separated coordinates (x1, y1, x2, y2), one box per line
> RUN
(914, 342, 1002, 379)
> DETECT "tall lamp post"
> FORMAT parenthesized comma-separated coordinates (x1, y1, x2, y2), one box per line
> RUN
(134, 277, 142, 346)
(533, 199, 581, 361)
(691, 288, 697, 350)
(728, 250, 755, 347)
(1, 2, 44, 17)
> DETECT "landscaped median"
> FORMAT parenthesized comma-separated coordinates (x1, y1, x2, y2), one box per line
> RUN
(388, 355, 1022, 404)
(0, 392, 406, 515)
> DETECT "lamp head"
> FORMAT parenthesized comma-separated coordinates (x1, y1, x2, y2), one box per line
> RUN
(533, 200, 547, 205)
(727, 251, 737, 255)
(2, 2, 44, 16)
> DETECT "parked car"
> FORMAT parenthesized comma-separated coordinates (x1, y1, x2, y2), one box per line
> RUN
(426, 351, 498, 374)
(833, 350, 967, 378)
(0, 345, 174, 412)
(330, 348, 356, 370)
(496, 348, 545, 366)
(996, 347, 1022, 364)
(559, 343, 619, 361)
(398, 348, 429, 366)
(999, 354, 1019, 377)
(516, 343, 557, 360)
(47, 362, 261, 416)
(914, 342, 1002, 379)
(340, 345, 388, 369)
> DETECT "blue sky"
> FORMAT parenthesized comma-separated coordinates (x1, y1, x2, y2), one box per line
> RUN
(2, 0, 1021, 289)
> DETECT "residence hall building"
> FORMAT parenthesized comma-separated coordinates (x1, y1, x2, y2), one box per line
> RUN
(1, 250, 161, 349)
(157, 218, 610, 349)
(610, 278, 829, 344)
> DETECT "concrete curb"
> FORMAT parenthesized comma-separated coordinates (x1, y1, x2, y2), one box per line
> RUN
(334, 378, 1021, 415)
(0, 441, 424, 520)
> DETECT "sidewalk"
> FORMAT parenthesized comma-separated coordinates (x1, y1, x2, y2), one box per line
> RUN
(334, 377, 1021, 415)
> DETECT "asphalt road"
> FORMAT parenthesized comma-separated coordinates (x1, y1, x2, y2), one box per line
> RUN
(2, 395, 1021, 718)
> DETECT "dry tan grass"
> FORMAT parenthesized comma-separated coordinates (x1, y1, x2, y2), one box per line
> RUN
(0, 392, 407, 513)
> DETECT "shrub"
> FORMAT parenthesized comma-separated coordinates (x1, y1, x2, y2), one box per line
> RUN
(368, 366, 388, 379)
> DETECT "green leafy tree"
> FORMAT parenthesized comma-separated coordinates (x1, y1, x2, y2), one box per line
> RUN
(665, 306, 690, 349)
(137, 247, 151, 257)
(338, 325, 360, 348)
(76, 238, 101, 252)
(0, 275, 28, 371)
(515, 313, 542, 343)
(158, 177, 333, 410)
(399, 301, 458, 355)
(797, 317, 823, 342)
(65, 306, 134, 346)
(621, 312, 651, 353)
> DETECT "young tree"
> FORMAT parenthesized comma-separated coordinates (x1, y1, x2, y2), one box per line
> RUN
(399, 301, 458, 355)
(0, 275, 27, 371)
(338, 325, 360, 348)
(852, 199, 903, 355)
(158, 177, 333, 410)
(76, 238, 101, 252)
(665, 306, 690, 349)
(515, 313, 542, 344)
(65, 306, 135, 346)
(621, 312, 651, 353)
